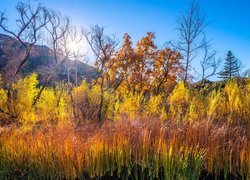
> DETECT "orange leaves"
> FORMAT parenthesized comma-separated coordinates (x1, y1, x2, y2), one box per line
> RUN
(106, 32, 183, 95)
(90, 31, 184, 97)
(135, 32, 157, 56)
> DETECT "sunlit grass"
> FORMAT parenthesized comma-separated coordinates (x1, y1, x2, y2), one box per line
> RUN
(0, 119, 248, 179)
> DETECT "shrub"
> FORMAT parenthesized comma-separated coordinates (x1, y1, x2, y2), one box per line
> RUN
(12, 74, 38, 123)
(168, 82, 190, 122)
(208, 80, 249, 125)
(36, 87, 66, 123)
(144, 93, 167, 120)
(114, 92, 143, 120)
(187, 92, 207, 121)
(0, 75, 7, 113)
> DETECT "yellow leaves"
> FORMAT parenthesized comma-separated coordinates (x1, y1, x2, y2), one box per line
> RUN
(144, 93, 166, 120)
(168, 82, 190, 122)
(168, 82, 189, 106)
(114, 92, 143, 120)
(113, 92, 168, 121)
(207, 80, 249, 125)
(12, 74, 38, 123)
(0, 75, 7, 112)
(246, 80, 250, 121)
(71, 80, 116, 121)
(36, 87, 66, 123)
(188, 94, 206, 121)
(0, 88, 7, 112)
(72, 80, 98, 121)
(223, 81, 248, 124)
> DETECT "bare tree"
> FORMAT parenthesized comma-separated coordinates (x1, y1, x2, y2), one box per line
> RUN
(59, 25, 84, 123)
(200, 38, 221, 81)
(83, 25, 118, 123)
(33, 11, 70, 106)
(0, 0, 50, 119)
(0, 0, 49, 76)
(170, 0, 206, 83)
(45, 10, 70, 63)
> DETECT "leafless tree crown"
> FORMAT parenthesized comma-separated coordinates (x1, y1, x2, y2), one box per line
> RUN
(171, 0, 206, 83)
(0, 0, 50, 75)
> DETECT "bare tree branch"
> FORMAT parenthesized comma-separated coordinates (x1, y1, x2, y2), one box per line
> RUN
(82, 25, 119, 123)
(0, 0, 50, 75)
(170, 0, 206, 83)
(200, 37, 221, 81)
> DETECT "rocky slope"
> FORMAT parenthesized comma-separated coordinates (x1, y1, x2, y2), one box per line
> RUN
(0, 33, 98, 84)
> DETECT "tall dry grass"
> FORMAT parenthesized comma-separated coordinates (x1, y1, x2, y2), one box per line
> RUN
(0, 119, 249, 179)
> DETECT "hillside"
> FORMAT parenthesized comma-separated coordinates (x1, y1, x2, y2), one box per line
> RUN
(0, 33, 98, 84)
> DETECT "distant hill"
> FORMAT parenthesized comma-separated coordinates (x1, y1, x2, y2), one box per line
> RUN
(0, 33, 98, 84)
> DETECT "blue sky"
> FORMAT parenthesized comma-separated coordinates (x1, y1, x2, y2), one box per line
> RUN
(0, 0, 250, 78)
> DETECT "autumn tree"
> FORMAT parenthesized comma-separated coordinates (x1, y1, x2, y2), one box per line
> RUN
(152, 48, 182, 94)
(168, 81, 190, 122)
(106, 33, 135, 93)
(12, 74, 38, 123)
(83, 25, 118, 122)
(133, 32, 157, 93)
(0, 75, 8, 117)
(108, 32, 183, 95)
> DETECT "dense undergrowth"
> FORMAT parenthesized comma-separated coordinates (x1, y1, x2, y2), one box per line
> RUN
(0, 75, 250, 179)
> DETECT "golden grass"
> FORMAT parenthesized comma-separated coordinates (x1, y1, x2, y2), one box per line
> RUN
(0, 119, 249, 179)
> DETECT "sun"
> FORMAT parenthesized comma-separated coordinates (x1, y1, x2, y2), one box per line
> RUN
(67, 34, 90, 59)
(69, 39, 89, 56)
(68, 41, 79, 54)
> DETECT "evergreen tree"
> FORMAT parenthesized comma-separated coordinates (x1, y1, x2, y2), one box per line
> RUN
(218, 51, 241, 79)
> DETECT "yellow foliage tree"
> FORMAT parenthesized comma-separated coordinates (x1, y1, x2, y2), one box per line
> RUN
(144, 94, 167, 120)
(72, 80, 115, 122)
(72, 80, 94, 122)
(36, 87, 66, 123)
(208, 80, 248, 125)
(245, 80, 250, 126)
(168, 82, 189, 122)
(114, 92, 143, 120)
(0, 75, 7, 113)
(224, 81, 245, 124)
(12, 74, 38, 123)
(187, 92, 207, 121)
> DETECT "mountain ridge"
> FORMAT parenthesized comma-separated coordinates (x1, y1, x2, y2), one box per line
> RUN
(0, 33, 98, 85)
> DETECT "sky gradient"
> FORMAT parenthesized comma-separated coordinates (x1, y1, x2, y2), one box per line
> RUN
(0, 0, 249, 78)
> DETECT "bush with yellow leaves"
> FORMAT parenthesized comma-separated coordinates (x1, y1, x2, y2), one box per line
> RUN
(245, 80, 250, 123)
(72, 80, 96, 122)
(168, 82, 190, 122)
(187, 92, 207, 122)
(72, 80, 115, 122)
(11, 74, 38, 123)
(36, 86, 67, 123)
(144, 93, 167, 120)
(0, 75, 7, 113)
(114, 92, 143, 120)
(207, 80, 249, 125)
